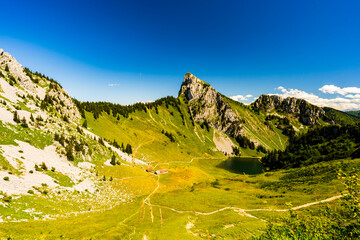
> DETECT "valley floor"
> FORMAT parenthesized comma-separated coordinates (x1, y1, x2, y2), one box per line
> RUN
(1, 155, 355, 239)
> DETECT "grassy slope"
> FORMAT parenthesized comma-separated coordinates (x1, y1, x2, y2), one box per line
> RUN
(224, 97, 288, 151)
(85, 97, 224, 164)
(1, 94, 356, 238)
(324, 107, 360, 125)
(0, 121, 53, 149)
(2, 77, 357, 238)
(347, 110, 360, 117)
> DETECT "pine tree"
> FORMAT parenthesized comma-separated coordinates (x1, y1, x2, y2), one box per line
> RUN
(66, 144, 74, 161)
(21, 117, 28, 128)
(63, 115, 69, 123)
(125, 144, 132, 154)
(76, 126, 83, 134)
(110, 154, 116, 166)
(82, 120, 88, 128)
(13, 111, 20, 123)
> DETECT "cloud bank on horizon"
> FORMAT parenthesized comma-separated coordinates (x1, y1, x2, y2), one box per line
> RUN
(231, 84, 360, 111)
(274, 85, 360, 111)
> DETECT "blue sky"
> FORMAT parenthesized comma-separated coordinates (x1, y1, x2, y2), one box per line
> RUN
(1, 0, 360, 110)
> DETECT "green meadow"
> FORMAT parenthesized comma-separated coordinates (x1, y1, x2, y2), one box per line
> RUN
(1, 152, 356, 239)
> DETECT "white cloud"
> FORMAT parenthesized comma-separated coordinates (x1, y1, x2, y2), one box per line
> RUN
(277, 86, 287, 93)
(107, 83, 120, 87)
(345, 94, 360, 99)
(139, 100, 154, 104)
(319, 84, 360, 95)
(272, 86, 360, 111)
(230, 94, 253, 102)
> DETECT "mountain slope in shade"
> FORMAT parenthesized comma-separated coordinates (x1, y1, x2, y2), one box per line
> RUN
(347, 110, 360, 118)
(323, 107, 360, 125)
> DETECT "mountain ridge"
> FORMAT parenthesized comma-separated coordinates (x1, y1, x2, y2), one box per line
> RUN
(1, 49, 360, 239)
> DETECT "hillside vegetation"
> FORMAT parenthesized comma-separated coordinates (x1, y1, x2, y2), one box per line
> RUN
(1, 49, 360, 239)
(347, 110, 360, 117)
(324, 107, 360, 125)
(262, 124, 360, 170)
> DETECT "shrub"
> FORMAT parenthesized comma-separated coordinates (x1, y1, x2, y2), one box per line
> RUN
(253, 170, 360, 239)
(3, 196, 12, 202)
(3, 176, 9, 181)
(27, 190, 34, 194)
(40, 162, 48, 171)
(66, 145, 74, 161)
(35, 164, 42, 171)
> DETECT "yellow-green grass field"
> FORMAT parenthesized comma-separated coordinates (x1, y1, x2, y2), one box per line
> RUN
(1, 154, 357, 239)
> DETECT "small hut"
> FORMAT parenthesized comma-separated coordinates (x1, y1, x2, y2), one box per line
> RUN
(155, 169, 168, 175)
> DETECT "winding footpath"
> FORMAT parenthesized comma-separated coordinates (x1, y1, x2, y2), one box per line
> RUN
(145, 194, 344, 222)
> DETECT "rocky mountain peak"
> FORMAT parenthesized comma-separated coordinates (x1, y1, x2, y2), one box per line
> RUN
(178, 73, 214, 101)
(0, 49, 81, 123)
(178, 73, 243, 137)
(0, 49, 36, 93)
(252, 94, 327, 125)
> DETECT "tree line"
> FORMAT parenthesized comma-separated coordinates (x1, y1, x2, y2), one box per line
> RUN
(73, 96, 183, 120)
(23, 67, 62, 88)
(261, 123, 360, 170)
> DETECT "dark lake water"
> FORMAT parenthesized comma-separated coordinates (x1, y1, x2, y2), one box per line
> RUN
(217, 157, 265, 175)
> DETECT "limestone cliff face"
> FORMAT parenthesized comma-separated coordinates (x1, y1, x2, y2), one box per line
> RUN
(252, 94, 327, 125)
(0, 49, 81, 123)
(179, 73, 242, 136)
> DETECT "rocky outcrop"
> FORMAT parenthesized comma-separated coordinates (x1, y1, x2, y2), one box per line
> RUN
(179, 73, 243, 136)
(0, 49, 36, 93)
(252, 94, 327, 125)
(0, 49, 81, 123)
(47, 85, 81, 123)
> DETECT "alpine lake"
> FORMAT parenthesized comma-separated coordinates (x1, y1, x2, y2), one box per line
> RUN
(218, 157, 265, 175)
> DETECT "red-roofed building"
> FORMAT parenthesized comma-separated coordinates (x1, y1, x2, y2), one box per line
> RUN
(155, 169, 168, 174)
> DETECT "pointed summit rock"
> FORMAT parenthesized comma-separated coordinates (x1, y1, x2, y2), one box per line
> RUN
(179, 73, 243, 137)
(179, 73, 214, 100)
